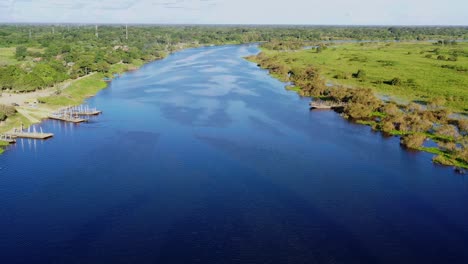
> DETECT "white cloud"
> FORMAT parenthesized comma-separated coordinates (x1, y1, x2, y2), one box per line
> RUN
(0, 0, 466, 25)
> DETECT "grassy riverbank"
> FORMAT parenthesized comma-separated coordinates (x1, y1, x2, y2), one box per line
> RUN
(254, 42, 468, 113)
(38, 61, 139, 106)
(0, 58, 161, 154)
(0, 140, 8, 154)
(248, 41, 468, 170)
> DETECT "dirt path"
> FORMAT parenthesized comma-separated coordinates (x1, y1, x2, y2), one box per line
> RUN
(0, 72, 96, 107)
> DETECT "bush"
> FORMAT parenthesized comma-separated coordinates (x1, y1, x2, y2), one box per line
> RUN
(334, 72, 350, 79)
(0, 104, 16, 121)
(352, 69, 366, 79)
(390, 77, 402, 86)
(400, 133, 426, 149)
(344, 103, 373, 119)
(436, 124, 460, 140)
(456, 119, 468, 134)
(15, 46, 27, 60)
(428, 96, 446, 109)
(438, 142, 457, 153)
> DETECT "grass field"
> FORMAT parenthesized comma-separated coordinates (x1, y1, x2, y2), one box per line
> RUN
(39, 73, 107, 106)
(0, 47, 45, 66)
(259, 42, 468, 112)
(0, 48, 17, 66)
(38, 62, 138, 106)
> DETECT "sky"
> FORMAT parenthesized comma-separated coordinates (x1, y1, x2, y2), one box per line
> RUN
(0, 0, 467, 25)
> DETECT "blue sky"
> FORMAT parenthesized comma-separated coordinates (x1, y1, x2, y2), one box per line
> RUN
(0, 0, 467, 25)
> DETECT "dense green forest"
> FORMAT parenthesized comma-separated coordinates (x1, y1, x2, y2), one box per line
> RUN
(0, 25, 467, 93)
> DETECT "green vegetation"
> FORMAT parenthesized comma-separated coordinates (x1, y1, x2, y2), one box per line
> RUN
(39, 61, 147, 106)
(39, 73, 105, 106)
(251, 42, 468, 112)
(249, 40, 468, 170)
(0, 104, 16, 121)
(0, 48, 18, 66)
(0, 140, 8, 154)
(0, 25, 467, 158)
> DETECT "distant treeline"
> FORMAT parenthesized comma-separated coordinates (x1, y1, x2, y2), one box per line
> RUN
(1, 25, 467, 46)
(0, 25, 467, 93)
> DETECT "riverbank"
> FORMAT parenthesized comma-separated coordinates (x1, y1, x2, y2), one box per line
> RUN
(253, 41, 468, 113)
(0, 55, 171, 152)
(0, 42, 215, 153)
(247, 42, 468, 170)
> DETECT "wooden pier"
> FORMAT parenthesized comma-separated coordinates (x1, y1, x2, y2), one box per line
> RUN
(7, 126, 54, 140)
(49, 114, 87, 123)
(9, 131, 54, 139)
(0, 134, 16, 144)
(78, 110, 102, 116)
(49, 105, 101, 122)
(310, 101, 346, 111)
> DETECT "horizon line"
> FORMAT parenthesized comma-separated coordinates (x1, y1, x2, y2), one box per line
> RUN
(0, 22, 467, 27)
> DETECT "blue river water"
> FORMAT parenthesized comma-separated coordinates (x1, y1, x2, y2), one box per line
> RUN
(1, 44, 467, 264)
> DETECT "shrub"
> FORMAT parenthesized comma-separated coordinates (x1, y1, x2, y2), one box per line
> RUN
(400, 133, 426, 149)
(390, 77, 402, 86)
(456, 119, 468, 134)
(436, 124, 460, 140)
(15, 46, 27, 60)
(344, 103, 373, 120)
(352, 69, 367, 79)
(438, 142, 457, 154)
(380, 102, 401, 116)
(0, 104, 16, 121)
(334, 72, 350, 79)
(428, 97, 446, 109)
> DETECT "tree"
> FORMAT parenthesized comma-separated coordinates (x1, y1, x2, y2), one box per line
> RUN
(16, 73, 45, 92)
(105, 54, 120, 64)
(32, 64, 61, 87)
(15, 46, 27, 60)
(0, 65, 24, 89)
(94, 61, 110, 73)
(61, 44, 72, 53)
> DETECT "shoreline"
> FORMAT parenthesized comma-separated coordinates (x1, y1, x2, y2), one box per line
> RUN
(0, 48, 184, 152)
(0, 42, 233, 154)
(246, 47, 468, 171)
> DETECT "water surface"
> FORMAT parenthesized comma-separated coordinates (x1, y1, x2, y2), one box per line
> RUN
(1, 45, 467, 264)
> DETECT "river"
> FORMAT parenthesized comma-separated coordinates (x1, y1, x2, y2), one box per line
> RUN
(1, 44, 467, 264)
